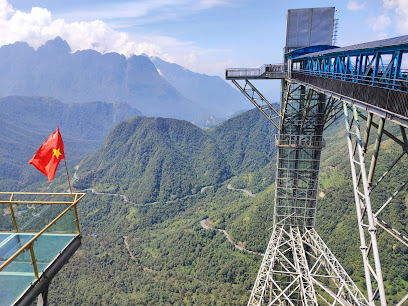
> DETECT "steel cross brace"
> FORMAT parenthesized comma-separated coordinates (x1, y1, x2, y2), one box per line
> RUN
(343, 103, 408, 305)
(248, 225, 367, 306)
(231, 79, 281, 129)
(233, 79, 369, 305)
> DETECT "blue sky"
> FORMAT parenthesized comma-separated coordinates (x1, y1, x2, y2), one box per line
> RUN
(1, 0, 408, 99)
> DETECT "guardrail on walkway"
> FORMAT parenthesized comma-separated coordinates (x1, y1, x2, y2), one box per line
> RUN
(226, 64, 286, 79)
(0, 192, 85, 304)
(275, 134, 325, 148)
(291, 71, 408, 121)
(292, 68, 408, 91)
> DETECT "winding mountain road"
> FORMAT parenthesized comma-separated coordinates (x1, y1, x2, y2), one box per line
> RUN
(72, 164, 214, 206)
(75, 165, 261, 256)
(122, 236, 135, 260)
(200, 219, 263, 256)
(227, 184, 255, 197)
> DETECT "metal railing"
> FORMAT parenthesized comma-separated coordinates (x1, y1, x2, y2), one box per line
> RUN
(226, 67, 262, 78)
(291, 70, 408, 121)
(0, 192, 85, 280)
(226, 64, 286, 78)
(292, 68, 408, 92)
(275, 134, 325, 148)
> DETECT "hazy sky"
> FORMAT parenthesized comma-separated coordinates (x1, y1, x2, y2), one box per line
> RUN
(2, 0, 408, 78)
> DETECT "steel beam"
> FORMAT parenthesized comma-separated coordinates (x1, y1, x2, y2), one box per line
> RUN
(231, 79, 281, 129)
(247, 81, 367, 305)
(14, 235, 82, 306)
(342, 103, 408, 305)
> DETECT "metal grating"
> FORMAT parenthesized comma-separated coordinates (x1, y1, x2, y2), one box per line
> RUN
(291, 72, 408, 120)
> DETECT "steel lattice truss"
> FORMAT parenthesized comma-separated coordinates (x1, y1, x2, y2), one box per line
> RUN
(343, 105, 408, 305)
(229, 33, 408, 306)
(294, 38, 408, 92)
(274, 83, 325, 228)
(248, 225, 368, 305)
(231, 79, 281, 129)
(230, 79, 369, 305)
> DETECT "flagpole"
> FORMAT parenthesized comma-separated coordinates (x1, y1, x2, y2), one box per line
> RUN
(64, 159, 74, 203)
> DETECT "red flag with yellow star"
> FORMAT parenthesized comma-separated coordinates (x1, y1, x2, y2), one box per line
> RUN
(28, 127, 65, 182)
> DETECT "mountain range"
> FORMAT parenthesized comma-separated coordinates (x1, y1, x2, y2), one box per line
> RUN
(0, 93, 277, 201)
(0, 96, 140, 189)
(150, 56, 248, 120)
(0, 37, 248, 121)
(0, 36, 406, 305)
(74, 116, 233, 203)
(0, 95, 406, 304)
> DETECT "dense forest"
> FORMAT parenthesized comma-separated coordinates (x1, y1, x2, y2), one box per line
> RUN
(46, 109, 408, 304)
(1, 106, 407, 305)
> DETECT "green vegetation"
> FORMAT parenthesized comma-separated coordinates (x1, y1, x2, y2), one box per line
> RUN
(0, 96, 140, 189)
(74, 116, 232, 203)
(48, 189, 262, 305)
(1, 106, 406, 304)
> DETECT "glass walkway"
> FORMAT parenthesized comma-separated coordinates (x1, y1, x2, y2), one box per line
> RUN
(0, 192, 85, 305)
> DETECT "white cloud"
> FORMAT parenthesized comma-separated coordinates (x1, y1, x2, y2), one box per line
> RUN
(0, 0, 12, 19)
(367, 14, 391, 31)
(347, 0, 366, 11)
(382, 0, 408, 33)
(0, 0, 230, 76)
(383, 0, 397, 9)
(0, 4, 139, 53)
(56, 0, 232, 24)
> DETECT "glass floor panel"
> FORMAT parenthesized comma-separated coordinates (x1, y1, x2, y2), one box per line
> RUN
(0, 232, 76, 306)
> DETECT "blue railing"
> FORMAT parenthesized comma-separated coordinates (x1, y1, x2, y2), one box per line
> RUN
(291, 37, 408, 92)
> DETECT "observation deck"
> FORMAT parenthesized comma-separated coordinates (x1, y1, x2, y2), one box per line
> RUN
(226, 35, 408, 127)
(275, 134, 325, 149)
(225, 64, 286, 79)
(0, 192, 85, 305)
(229, 7, 408, 305)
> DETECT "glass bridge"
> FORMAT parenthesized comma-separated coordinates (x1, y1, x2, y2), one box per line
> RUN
(0, 192, 85, 305)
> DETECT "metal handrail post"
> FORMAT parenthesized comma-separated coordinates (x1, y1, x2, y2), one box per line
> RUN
(8, 193, 18, 232)
(29, 244, 39, 280)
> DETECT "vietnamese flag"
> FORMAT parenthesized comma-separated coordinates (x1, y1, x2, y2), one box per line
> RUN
(28, 127, 65, 182)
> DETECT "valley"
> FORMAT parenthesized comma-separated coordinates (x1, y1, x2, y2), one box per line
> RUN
(1, 95, 407, 304)
(200, 219, 263, 256)
(0, 40, 406, 305)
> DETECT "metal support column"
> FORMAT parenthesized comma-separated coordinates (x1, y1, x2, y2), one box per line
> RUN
(245, 80, 367, 305)
(37, 284, 49, 306)
(343, 104, 408, 305)
(348, 104, 387, 305)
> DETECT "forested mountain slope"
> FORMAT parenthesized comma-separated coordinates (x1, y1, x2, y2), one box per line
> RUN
(208, 108, 278, 174)
(208, 107, 279, 193)
(7, 107, 404, 304)
(74, 116, 233, 203)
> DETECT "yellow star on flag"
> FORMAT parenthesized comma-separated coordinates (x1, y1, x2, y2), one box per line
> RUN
(28, 127, 65, 182)
(53, 148, 62, 159)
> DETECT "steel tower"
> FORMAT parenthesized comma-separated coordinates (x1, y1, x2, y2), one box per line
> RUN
(227, 7, 408, 305)
(247, 81, 367, 305)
